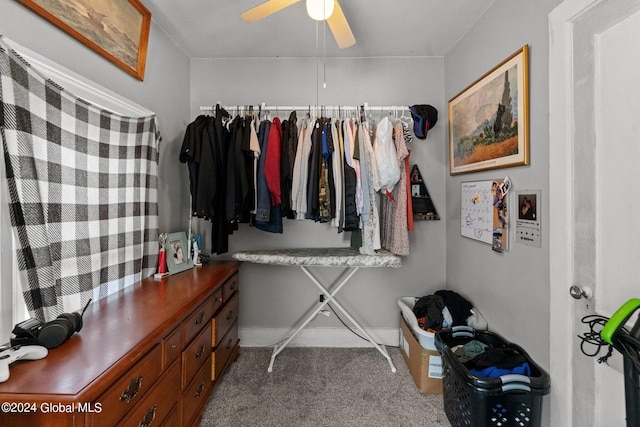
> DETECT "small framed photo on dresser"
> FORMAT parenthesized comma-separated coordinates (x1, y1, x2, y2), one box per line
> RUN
(166, 232, 193, 275)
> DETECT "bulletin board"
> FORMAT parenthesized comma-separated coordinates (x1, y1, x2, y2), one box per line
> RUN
(461, 181, 494, 244)
(461, 179, 509, 252)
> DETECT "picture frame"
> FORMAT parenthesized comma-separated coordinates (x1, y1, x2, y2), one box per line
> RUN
(18, 0, 151, 80)
(515, 189, 542, 248)
(165, 232, 193, 275)
(448, 45, 529, 175)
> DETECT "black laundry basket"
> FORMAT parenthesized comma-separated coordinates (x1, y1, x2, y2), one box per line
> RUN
(435, 327, 550, 427)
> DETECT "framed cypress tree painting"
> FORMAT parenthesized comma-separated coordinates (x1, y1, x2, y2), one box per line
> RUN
(449, 45, 529, 175)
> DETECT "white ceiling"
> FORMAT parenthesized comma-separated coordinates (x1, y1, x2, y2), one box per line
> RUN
(144, 0, 495, 58)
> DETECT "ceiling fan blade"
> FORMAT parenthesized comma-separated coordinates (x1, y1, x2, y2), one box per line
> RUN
(240, 0, 302, 23)
(326, 0, 355, 48)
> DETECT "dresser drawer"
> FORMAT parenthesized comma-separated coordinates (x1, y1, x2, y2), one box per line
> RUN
(212, 319, 238, 381)
(118, 360, 180, 427)
(222, 273, 239, 303)
(91, 345, 162, 427)
(181, 355, 214, 427)
(160, 404, 179, 427)
(162, 327, 181, 370)
(182, 296, 214, 346)
(211, 287, 223, 317)
(212, 291, 239, 346)
(182, 322, 212, 390)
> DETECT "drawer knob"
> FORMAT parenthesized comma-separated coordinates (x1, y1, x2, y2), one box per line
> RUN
(194, 381, 205, 398)
(226, 310, 234, 321)
(195, 344, 205, 359)
(139, 404, 157, 427)
(120, 376, 143, 403)
(194, 312, 205, 326)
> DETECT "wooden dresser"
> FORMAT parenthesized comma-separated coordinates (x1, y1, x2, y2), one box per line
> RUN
(0, 262, 241, 427)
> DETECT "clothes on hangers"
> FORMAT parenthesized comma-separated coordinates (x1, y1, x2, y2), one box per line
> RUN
(305, 117, 324, 222)
(320, 118, 336, 222)
(226, 115, 249, 225)
(358, 120, 382, 255)
(280, 111, 298, 219)
(375, 116, 401, 194)
(240, 115, 258, 217)
(264, 116, 282, 206)
(255, 120, 271, 223)
(341, 119, 359, 232)
(292, 116, 311, 220)
(331, 120, 344, 230)
(180, 106, 416, 255)
(179, 105, 236, 255)
(381, 119, 411, 255)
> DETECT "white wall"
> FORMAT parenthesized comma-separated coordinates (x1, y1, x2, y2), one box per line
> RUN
(445, 1, 562, 425)
(0, 7, 572, 421)
(190, 56, 448, 341)
(0, 0, 190, 340)
(0, 1, 448, 345)
(0, 0, 191, 234)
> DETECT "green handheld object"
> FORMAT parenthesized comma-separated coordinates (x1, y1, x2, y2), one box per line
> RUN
(601, 298, 640, 345)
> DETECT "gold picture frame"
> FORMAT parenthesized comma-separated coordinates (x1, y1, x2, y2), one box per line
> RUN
(448, 45, 529, 175)
(18, 0, 151, 80)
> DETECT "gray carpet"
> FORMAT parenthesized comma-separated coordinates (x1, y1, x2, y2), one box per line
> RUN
(199, 347, 449, 427)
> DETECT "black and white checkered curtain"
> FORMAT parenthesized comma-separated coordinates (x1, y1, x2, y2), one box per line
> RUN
(0, 38, 160, 321)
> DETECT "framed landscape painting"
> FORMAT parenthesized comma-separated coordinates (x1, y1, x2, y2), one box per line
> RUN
(448, 45, 529, 175)
(18, 0, 151, 80)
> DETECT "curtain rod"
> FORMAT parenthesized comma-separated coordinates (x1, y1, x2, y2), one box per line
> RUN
(199, 103, 410, 112)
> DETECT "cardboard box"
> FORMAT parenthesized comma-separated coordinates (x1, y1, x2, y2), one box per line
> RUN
(399, 315, 443, 394)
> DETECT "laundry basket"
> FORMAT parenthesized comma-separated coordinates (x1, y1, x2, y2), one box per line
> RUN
(435, 327, 550, 427)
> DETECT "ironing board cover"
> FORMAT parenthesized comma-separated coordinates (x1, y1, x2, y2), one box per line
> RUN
(232, 247, 401, 268)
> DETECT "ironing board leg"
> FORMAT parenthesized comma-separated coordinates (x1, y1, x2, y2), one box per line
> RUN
(268, 266, 396, 373)
(267, 266, 359, 372)
(300, 266, 396, 373)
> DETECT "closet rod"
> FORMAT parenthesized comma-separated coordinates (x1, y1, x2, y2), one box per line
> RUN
(199, 103, 410, 112)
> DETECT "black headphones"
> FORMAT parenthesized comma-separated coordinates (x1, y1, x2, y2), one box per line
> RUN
(37, 311, 84, 348)
(11, 300, 91, 349)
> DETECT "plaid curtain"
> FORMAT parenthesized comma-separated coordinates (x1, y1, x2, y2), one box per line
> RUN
(0, 38, 160, 321)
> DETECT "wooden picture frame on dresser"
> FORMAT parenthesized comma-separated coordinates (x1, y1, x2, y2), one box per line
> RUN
(0, 262, 241, 427)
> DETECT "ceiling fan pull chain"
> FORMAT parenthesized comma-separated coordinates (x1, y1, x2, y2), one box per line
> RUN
(323, 19, 327, 89)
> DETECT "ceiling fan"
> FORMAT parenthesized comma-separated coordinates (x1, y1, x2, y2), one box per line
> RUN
(240, 0, 356, 49)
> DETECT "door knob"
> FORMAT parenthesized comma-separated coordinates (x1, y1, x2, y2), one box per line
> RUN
(570, 285, 593, 299)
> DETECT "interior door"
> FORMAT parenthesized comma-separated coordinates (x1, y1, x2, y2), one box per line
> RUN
(549, 0, 640, 426)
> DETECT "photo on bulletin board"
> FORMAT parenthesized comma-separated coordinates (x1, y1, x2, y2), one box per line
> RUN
(492, 178, 509, 253)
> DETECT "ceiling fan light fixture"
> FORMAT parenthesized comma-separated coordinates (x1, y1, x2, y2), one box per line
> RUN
(306, 0, 334, 21)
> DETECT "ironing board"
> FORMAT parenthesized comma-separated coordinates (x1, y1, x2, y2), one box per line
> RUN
(232, 247, 401, 372)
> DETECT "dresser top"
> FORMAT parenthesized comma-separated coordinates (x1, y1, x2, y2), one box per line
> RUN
(0, 262, 240, 399)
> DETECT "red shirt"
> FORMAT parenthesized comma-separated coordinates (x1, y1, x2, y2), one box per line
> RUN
(264, 117, 282, 205)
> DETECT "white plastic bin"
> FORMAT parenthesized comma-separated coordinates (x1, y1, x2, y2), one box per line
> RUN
(398, 297, 437, 350)
(398, 296, 488, 351)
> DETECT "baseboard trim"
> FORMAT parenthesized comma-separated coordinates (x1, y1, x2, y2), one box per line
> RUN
(239, 327, 400, 348)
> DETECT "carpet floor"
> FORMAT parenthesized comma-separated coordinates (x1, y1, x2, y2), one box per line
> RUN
(199, 347, 449, 427)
